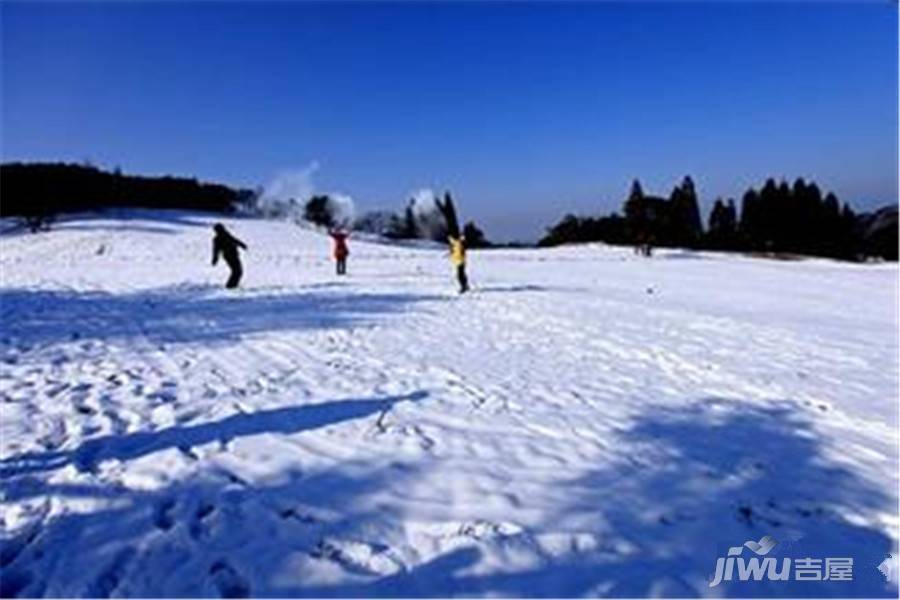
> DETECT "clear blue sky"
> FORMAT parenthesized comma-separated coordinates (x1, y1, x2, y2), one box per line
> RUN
(2, 1, 897, 241)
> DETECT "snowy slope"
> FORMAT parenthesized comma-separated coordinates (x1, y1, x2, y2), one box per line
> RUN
(0, 210, 897, 598)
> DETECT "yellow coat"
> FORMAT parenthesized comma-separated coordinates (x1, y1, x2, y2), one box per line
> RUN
(449, 237, 466, 266)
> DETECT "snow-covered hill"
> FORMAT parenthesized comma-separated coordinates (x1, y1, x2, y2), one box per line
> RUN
(0, 210, 897, 597)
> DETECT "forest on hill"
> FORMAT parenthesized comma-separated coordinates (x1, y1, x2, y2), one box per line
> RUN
(1, 162, 895, 260)
(0, 162, 254, 220)
(540, 176, 897, 261)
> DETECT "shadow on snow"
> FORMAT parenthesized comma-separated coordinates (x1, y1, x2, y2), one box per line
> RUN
(0, 210, 217, 238)
(0, 460, 425, 598)
(0, 392, 428, 479)
(0, 286, 445, 350)
(277, 399, 896, 598)
(1, 398, 895, 597)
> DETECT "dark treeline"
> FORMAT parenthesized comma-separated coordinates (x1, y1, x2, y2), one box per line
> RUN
(540, 176, 897, 261)
(1, 162, 254, 224)
(4, 162, 891, 259)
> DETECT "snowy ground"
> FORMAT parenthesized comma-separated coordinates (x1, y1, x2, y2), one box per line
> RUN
(0, 210, 897, 598)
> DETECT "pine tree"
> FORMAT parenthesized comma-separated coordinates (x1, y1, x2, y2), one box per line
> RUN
(756, 179, 780, 249)
(629, 179, 644, 203)
(304, 195, 334, 228)
(708, 198, 727, 247)
(739, 188, 761, 248)
(707, 197, 737, 249)
(462, 221, 490, 248)
(724, 199, 737, 236)
(669, 175, 703, 247)
(438, 191, 461, 238)
(623, 179, 649, 244)
(404, 202, 417, 238)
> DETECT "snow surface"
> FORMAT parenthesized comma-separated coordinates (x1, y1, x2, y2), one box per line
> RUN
(0, 210, 897, 598)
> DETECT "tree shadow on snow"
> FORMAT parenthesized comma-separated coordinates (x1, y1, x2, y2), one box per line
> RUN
(0, 391, 428, 479)
(0, 287, 445, 350)
(0, 458, 427, 598)
(1, 398, 895, 598)
(57, 210, 215, 230)
(277, 398, 896, 598)
(0, 211, 216, 239)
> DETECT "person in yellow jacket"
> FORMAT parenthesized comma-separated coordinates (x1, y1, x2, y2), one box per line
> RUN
(449, 234, 469, 293)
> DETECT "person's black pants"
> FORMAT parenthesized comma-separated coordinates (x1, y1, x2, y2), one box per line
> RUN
(226, 259, 243, 288)
(336, 258, 347, 275)
(456, 264, 469, 293)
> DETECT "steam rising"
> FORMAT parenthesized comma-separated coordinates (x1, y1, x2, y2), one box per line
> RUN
(326, 194, 356, 229)
(258, 162, 319, 216)
(408, 188, 446, 240)
(258, 161, 355, 227)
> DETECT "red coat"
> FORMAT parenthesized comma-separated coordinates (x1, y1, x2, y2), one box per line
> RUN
(330, 232, 349, 260)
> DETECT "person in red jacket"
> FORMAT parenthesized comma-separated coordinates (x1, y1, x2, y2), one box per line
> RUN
(329, 228, 350, 275)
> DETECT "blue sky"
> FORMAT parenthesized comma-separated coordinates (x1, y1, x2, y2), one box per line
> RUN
(2, 1, 897, 241)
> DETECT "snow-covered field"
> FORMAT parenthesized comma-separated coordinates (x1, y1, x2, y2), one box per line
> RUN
(0, 210, 897, 597)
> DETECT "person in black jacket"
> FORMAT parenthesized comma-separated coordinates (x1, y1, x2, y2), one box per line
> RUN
(212, 223, 247, 288)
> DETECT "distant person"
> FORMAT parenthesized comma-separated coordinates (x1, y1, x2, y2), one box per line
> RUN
(329, 228, 350, 275)
(212, 223, 247, 289)
(449, 234, 469, 293)
(634, 232, 653, 257)
(633, 234, 644, 256)
(643, 234, 654, 257)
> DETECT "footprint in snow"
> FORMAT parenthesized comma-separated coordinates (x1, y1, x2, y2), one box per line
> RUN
(371, 422, 435, 450)
(416, 520, 524, 543)
(177, 444, 200, 461)
(154, 498, 177, 531)
(148, 383, 178, 404)
(45, 383, 70, 398)
(83, 546, 136, 598)
(457, 520, 523, 540)
(278, 507, 320, 524)
(189, 502, 216, 540)
(208, 560, 250, 599)
(36, 418, 68, 451)
(75, 403, 97, 416)
(310, 538, 403, 577)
